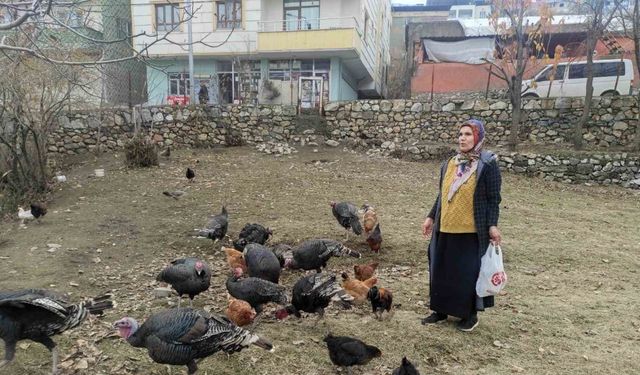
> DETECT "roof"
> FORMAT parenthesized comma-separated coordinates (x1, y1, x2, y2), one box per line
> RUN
(392, 5, 450, 12)
(457, 15, 588, 37)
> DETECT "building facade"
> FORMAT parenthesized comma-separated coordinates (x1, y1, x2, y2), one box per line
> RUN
(131, 0, 391, 106)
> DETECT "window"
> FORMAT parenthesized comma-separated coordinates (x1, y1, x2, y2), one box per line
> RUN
(284, 0, 319, 31)
(156, 4, 180, 32)
(217, 0, 242, 29)
(536, 65, 567, 82)
(217, 60, 260, 104)
(116, 18, 131, 39)
(458, 9, 473, 18)
(568, 64, 586, 79)
(448, 10, 456, 18)
(169, 73, 190, 96)
(593, 62, 625, 77)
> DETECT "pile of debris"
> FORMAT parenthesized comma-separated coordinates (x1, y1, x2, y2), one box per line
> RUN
(255, 141, 297, 156)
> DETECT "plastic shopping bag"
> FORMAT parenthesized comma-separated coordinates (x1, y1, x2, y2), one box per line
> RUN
(476, 243, 507, 297)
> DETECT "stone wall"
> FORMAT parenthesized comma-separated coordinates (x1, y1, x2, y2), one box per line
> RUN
(324, 96, 638, 149)
(48, 105, 299, 155)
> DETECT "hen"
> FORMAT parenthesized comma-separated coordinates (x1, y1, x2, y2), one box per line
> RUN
(284, 239, 361, 272)
(243, 243, 281, 283)
(324, 334, 382, 373)
(157, 258, 211, 307)
(30, 203, 47, 223)
(341, 272, 377, 304)
(225, 274, 288, 314)
(226, 298, 256, 327)
(361, 204, 378, 234)
(330, 201, 363, 240)
(198, 206, 228, 242)
(367, 285, 393, 320)
(17, 207, 34, 224)
(0, 289, 113, 374)
(186, 167, 195, 182)
(223, 247, 247, 276)
(392, 357, 421, 375)
(233, 223, 272, 251)
(114, 308, 272, 374)
(275, 273, 353, 320)
(366, 224, 383, 253)
(354, 262, 379, 281)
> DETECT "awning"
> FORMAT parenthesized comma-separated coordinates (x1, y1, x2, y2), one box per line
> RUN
(423, 38, 495, 64)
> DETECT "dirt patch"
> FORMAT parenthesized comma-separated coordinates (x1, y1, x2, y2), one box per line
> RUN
(1, 146, 639, 375)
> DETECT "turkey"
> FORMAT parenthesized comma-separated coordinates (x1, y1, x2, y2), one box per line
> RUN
(0, 289, 113, 374)
(233, 223, 272, 251)
(270, 243, 292, 268)
(392, 357, 420, 375)
(198, 206, 228, 242)
(330, 201, 363, 240)
(157, 258, 211, 307)
(275, 273, 353, 320)
(225, 275, 287, 315)
(243, 243, 281, 283)
(284, 239, 361, 272)
(114, 308, 272, 374)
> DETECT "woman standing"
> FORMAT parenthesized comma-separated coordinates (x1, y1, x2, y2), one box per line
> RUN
(421, 119, 502, 332)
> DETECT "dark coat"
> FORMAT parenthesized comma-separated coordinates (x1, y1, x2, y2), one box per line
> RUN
(427, 150, 502, 310)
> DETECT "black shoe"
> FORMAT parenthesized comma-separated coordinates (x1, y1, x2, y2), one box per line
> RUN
(457, 314, 479, 332)
(421, 312, 447, 325)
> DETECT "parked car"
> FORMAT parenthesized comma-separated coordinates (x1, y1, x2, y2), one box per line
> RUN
(521, 58, 634, 98)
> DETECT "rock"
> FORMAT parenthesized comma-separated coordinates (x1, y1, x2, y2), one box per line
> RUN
(410, 103, 422, 112)
(612, 121, 628, 131)
(153, 287, 174, 298)
(325, 140, 340, 147)
(442, 103, 456, 111)
(489, 101, 508, 110)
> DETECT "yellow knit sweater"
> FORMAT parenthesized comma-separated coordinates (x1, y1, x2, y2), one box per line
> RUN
(440, 159, 476, 233)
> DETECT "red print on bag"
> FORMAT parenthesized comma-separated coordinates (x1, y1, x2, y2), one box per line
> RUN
(491, 272, 506, 286)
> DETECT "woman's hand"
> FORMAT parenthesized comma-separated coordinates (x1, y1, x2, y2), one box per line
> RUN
(489, 226, 502, 246)
(422, 217, 434, 239)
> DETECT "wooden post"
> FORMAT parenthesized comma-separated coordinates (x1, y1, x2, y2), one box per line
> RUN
(485, 64, 493, 99)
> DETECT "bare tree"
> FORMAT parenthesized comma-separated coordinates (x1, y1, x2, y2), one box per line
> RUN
(572, 0, 623, 149)
(619, 0, 640, 150)
(484, 0, 552, 151)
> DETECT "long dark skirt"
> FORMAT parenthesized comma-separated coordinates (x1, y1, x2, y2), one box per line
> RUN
(429, 232, 493, 319)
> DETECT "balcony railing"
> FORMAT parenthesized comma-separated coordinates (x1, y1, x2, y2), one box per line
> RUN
(258, 17, 361, 34)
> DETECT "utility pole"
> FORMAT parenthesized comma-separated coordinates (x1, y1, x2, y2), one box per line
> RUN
(187, 0, 195, 103)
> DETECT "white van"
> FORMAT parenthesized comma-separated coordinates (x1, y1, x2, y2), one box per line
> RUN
(521, 59, 634, 98)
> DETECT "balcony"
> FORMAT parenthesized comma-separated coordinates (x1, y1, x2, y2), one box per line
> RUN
(257, 17, 363, 55)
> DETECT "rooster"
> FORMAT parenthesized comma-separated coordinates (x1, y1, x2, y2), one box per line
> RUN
(324, 334, 382, 373)
(366, 224, 382, 253)
(223, 247, 247, 276)
(330, 201, 363, 240)
(354, 262, 379, 281)
(392, 357, 421, 375)
(361, 204, 378, 234)
(226, 298, 256, 327)
(367, 286, 393, 320)
(341, 272, 377, 304)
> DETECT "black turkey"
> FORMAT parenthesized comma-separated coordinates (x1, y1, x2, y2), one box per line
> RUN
(233, 223, 272, 251)
(330, 201, 363, 240)
(284, 239, 360, 272)
(392, 357, 420, 375)
(198, 206, 228, 242)
(157, 258, 211, 307)
(243, 243, 281, 283)
(225, 275, 287, 314)
(114, 308, 272, 374)
(0, 289, 113, 374)
(275, 273, 353, 320)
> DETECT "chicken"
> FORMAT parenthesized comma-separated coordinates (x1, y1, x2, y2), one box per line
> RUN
(243, 243, 281, 283)
(226, 298, 256, 327)
(233, 223, 272, 251)
(30, 202, 47, 223)
(366, 224, 382, 253)
(367, 285, 393, 320)
(284, 239, 361, 272)
(354, 262, 379, 281)
(330, 201, 363, 240)
(223, 247, 247, 276)
(0, 289, 113, 374)
(275, 273, 353, 320)
(324, 334, 382, 374)
(392, 357, 420, 375)
(114, 308, 272, 374)
(225, 274, 287, 314)
(198, 206, 228, 242)
(160, 146, 170, 157)
(361, 204, 378, 234)
(341, 272, 377, 304)
(163, 190, 186, 200)
(17, 207, 34, 224)
(186, 167, 195, 182)
(156, 258, 211, 307)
